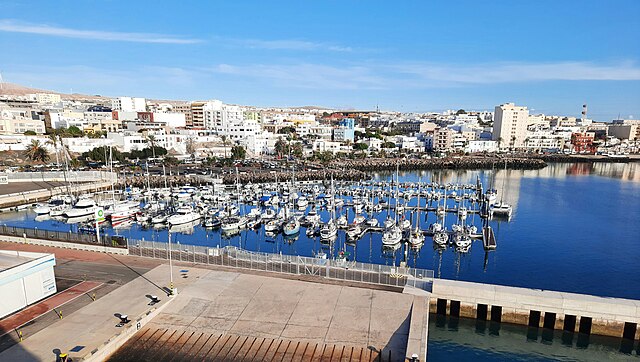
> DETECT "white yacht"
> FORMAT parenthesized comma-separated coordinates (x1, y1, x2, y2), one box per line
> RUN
(167, 206, 201, 226)
(491, 202, 513, 217)
(64, 198, 98, 218)
(283, 217, 300, 236)
(382, 226, 402, 246)
(320, 220, 337, 241)
(220, 216, 248, 232)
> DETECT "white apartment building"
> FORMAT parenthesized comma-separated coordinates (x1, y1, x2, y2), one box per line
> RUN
(29, 93, 61, 104)
(0, 108, 46, 134)
(492, 102, 529, 150)
(523, 130, 564, 151)
(111, 97, 146, 112)
(47, 110, 86, 129)
(466, 140, 498, 153)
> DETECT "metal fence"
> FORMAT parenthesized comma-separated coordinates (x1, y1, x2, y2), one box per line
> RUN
(0, 225, 127, 248)
(128, 239, 434, 291)
(3, 171, 117, 182)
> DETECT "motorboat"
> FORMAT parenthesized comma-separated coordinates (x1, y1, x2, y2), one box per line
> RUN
(353, 214, 366, 225)
(491, 202, 513, 218)
(365, 217, 379, 227)
(302, 209, 320, 225)
(320, 220, 337, 241)
(262, 208, 277, 220)
(64, 198, 98, 218)
(220, 216, 248, 232)
(336, 215, 348, 228)
(167, 206, 201, 226)
(346, 223, 362, 240)
(429, 223, 442, 233)
(382, 226, 402, 246)
(409, 228, 424, 248)
(264, 219, 282, 233)
(283, 217, 300, 236)
(33, 203, 51, 215)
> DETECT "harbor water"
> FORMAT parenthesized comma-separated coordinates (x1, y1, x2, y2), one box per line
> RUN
(0, 162, 638, 360)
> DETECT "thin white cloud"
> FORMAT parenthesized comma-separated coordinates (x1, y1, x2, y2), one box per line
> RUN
(212, 63, 384, 89)
(0, 19, 201, 44)
(392, 61, 640, 84)
(209, 60, 640, 90)
(213, 36, 354, 52)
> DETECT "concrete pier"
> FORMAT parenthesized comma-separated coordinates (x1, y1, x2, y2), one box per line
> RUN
(430, 279, 640, 340)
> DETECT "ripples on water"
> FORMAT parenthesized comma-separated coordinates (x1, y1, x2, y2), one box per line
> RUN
(0, 163, 638, 361)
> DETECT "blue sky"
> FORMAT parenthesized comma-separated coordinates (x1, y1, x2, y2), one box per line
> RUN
(0, 0, 638, 120)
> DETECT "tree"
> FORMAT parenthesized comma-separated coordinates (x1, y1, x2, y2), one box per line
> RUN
(146, 135, 157, 158)
(277, 126, 296, 135)
(274, 138, 289, 159)
(185, 137, 196, 159)
(456, 109, 467, 115)
(46, 134, 60, 166)
(24, 140, 50, 163)
(381, 141, 396, 149)
(165, 156, 180, 165)
(291, 142, 303, 158)
(231, 145, 246, 160)
(353, 142, 368, 151)
(221, 135, 229, 158)
(23, 130, 37, 135)
(67, 126, 84, 137)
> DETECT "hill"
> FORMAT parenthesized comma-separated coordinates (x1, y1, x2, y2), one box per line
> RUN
(0, 82, 108, 101)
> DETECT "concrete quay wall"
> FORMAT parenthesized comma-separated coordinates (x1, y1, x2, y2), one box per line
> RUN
(430, 279, 640, 340)
(0, 235, 129, 255)
(0, 181, 114, 209)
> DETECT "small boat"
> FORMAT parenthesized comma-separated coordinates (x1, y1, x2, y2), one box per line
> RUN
(220, 216, 248, 232)
(283, 217, 300, 236)
(320, 220, 337, 241)
(167, 206, 201, 226)
(336, 215, 348, 228)
(264, 219, 282, 233)
(33, 203, 51, 215)
(382, 226, 402, 246)
(346, 223, 362, 240)
(365, 218, 379, 227)
(64, 198, 98, 218)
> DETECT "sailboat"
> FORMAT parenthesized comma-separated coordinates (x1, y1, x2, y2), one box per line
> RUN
(320, 177, 338, 242)
(409, 179, 424, 248)
(491, 160, 513, 218)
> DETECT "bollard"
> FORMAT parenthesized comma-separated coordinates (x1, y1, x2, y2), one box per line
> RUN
(91, 292, 96, 301)
(17, 330, 22, 342)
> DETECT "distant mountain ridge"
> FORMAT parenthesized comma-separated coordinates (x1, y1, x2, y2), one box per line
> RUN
(0, 82, 107, 100)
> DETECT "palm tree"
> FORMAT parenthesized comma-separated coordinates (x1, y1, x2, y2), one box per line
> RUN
(24, 140, 50, 163)
(46, 134, 60, 166)
(146, 134, 157, 158)
(221, 135, 229, 158)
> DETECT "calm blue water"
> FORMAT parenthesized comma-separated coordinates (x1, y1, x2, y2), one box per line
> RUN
(0, 162, 638, 360)
(1, 162, 638, 299)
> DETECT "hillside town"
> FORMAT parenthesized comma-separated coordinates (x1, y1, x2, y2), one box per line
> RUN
(0, 85, 638, 168)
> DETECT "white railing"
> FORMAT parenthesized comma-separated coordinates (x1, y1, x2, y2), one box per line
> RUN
(3, 171, 118, 183)
(128, 239, 434, 291)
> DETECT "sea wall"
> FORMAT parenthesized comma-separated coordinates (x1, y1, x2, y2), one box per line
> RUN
(430, 279, 640, 340)
(332, 157, 547, 172)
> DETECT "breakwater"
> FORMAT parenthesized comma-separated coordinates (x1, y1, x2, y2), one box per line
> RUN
(330, 157, 547, 172)
(221, 168, 368, 185)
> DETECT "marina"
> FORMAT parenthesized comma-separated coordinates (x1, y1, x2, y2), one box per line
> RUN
(0, 162, 638, 301)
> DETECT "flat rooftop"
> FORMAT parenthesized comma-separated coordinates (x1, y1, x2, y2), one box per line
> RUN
(0, 251, 38, 272)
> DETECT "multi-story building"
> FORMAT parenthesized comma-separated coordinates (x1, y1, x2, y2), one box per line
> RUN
(111, 97, 146, 112)
(28, 93, 61, 105)
(333, 118, 355, 142)
(173, 103, 193, 127)
(609, 120, 639, 141)
(492, 102, 529, 150)
(190, 102, 206, 128)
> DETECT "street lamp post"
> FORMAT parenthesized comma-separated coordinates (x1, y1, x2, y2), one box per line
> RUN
(168, 229, 176, 295)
